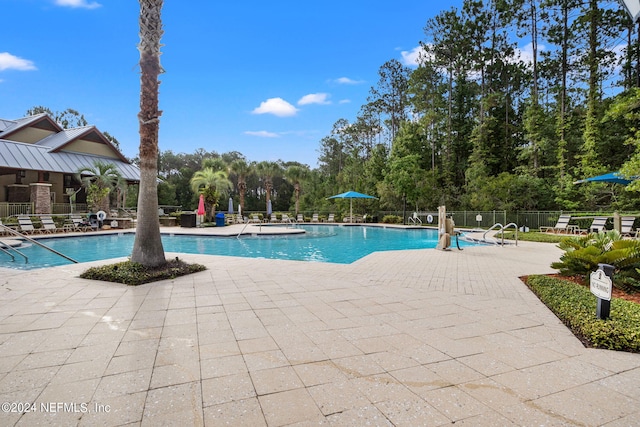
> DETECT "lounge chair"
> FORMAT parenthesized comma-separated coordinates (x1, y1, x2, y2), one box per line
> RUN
(540, 214, 572, 233)
(281, 214, 293, 223)
(269, 213, 280, 223)
(17, 216, 39, 234)
(63, 215, 92, 232)
(311, 213, 319, 223)
(327, 213, 335, 223)
(577, 217, 608, 234)
(621, 216, 637, 237)
(589, 217, 608, 233)
(40, 216, 59, 234)
(296, 214, 304, 222)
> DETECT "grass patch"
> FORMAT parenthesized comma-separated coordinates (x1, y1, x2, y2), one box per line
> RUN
(80, 258, 206, 286)
(525, 275, 640, 352)
(498, 231, 571, 244)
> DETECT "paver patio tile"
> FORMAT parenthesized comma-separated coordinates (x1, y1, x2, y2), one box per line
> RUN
(375, 397, 450, 426)
(307, 380, 371, 416)
(149, 361, 200, 388)
(201, 372, 255, 407)
(200, 354, 247, 379)
(0, 365, 58, 393)
(250, 365, 304, 395)
(325, 404, 392, 426)
(419, 385, 491, 422)
(142, 381, 203, 426)
(80, 391, 147, 426)
(93, 368, 153, 399)
(258, 388, 323, 426)
(203, 397, 267, 427)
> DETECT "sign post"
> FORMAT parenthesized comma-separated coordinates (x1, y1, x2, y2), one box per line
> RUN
(590, 263, 614, 319)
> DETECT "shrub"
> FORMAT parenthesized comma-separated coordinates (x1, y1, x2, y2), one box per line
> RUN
(80, 258, 206, 286)
(551, 230, 640, 292)
(526, 275, 640, 352)
(382, 215, 402, 224)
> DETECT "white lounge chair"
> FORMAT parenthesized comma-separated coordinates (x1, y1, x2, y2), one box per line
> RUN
(621, 216, 638, 237)
(327, 213, 335, 223)
(40, 216, 59, 234)
(17, 216, 38, 234)
(63, 215, 92, 232)
(311, 213, 319, 223)
(540, 214, 572, 233)
(296, 214, 304, 222)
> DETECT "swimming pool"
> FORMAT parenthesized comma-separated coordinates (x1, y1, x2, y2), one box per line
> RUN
(0, 225, 477, 270)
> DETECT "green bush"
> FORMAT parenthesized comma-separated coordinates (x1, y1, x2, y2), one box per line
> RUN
(381, 215, 402, 224)
(551, 230, 640, 292)
(80, 258, 206, 286)
(526, 275, 640, 352)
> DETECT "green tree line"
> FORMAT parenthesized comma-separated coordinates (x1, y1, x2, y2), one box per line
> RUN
(34, 0, 640, 217)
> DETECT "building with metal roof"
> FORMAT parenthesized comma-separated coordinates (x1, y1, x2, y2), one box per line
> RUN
(0, 113, 141, 215)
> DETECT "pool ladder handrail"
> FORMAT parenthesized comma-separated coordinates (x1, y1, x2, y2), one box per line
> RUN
(0, 224, 78, 264)
(407, 212, 422, 225)
(482, 222, 518, 246)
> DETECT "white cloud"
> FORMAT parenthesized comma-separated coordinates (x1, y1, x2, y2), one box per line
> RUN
(339, 99, 351, 104)
(54, 0, 102, 9)
(0, 52, 37, 71)
(334, 77, 364, 85)
(252, 97, 298, 117)
(245, 130, 279, 138)
(516, 42, 546, 65)
(400, 45, 428, 67)
(298, 93, 331, 106)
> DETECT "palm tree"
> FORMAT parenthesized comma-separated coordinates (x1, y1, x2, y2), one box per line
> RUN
(131, 0, 166, 267)
(284, 165, 309, 215)
(190, 167, 232, 222)
(256, 161, 281, 213)
(76, 160, 122, 213)
(230, 159, 251, 213)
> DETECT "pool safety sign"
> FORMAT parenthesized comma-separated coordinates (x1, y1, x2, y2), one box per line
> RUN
(590, 268, 613, 301)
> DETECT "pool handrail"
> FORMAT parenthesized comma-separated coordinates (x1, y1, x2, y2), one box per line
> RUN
(0, 223, 78, 264)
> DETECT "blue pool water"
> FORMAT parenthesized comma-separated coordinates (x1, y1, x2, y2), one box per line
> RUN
(0, 225, 477, 270)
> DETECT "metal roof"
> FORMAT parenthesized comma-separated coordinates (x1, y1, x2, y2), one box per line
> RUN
(0, 114, 54, 138)
(34, 126, 96, 149)
(0, 139, 141, 181)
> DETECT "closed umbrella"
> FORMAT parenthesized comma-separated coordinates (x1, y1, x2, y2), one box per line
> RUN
(267, 200, 272, 216)
(228, 197, 234, 214)
(197, 194, 205, 225)
(327, 190, 377, 223)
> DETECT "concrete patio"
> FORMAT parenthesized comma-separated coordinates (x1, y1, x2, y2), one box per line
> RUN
(0, 231, 638, 426)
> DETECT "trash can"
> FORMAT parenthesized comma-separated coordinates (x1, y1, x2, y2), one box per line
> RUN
(180, 212, 196, 228)
(215, 213, 225, 227)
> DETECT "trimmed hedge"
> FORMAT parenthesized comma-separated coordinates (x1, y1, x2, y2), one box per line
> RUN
(80, 258, 206, 286)
(526, 275, 640, 352)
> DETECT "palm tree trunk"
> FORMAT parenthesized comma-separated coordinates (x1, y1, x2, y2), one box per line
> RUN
(131, 0, 165, 267)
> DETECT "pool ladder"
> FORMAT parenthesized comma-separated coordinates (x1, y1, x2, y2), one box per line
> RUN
(0, 224, 78, 264)
(483, 223, 519, 246)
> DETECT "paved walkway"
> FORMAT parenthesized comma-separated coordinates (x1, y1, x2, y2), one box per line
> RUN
(0, 230, 638, 426)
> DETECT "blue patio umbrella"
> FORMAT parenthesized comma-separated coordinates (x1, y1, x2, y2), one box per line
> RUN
(573, 172, 634, 185)
(327, 191, 377, 223)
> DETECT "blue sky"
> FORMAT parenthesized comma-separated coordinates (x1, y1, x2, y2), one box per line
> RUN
(1, 0, 459, 167)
